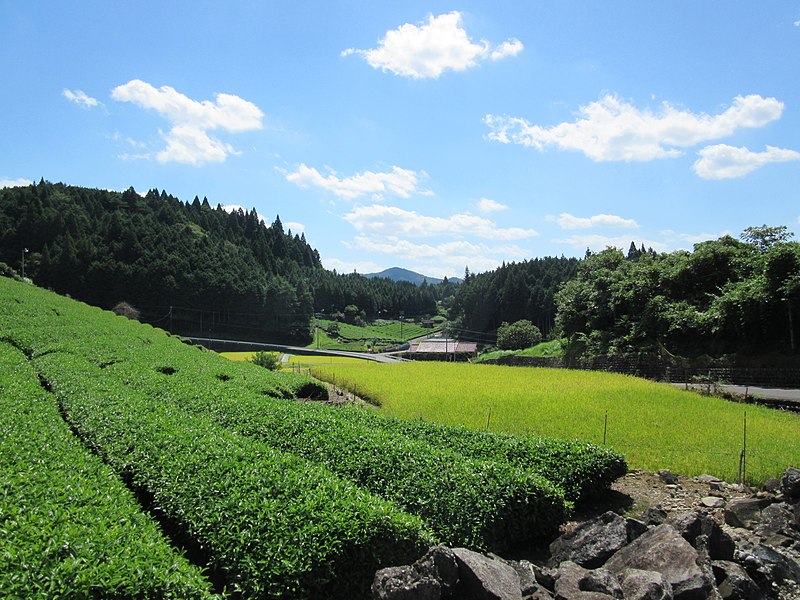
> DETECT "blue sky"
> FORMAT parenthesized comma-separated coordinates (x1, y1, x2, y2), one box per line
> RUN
(2, 2, 799, 279)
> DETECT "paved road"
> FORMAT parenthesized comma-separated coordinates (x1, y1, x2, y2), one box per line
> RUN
(672, 383, 800, 409)
(186, 336, 404, 363)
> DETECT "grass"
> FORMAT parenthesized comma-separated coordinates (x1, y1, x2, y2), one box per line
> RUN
(311, 319, 439, 351)
(309, 361, 800, 485)
(475, 338, 566, 362)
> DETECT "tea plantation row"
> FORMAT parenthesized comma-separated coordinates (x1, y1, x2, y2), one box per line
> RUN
(0, 277, 626, 598)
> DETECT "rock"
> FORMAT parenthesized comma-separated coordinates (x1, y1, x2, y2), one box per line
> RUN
(643, 507, 669, 526)
(659, 470, 679, 485)
(696, 474, 723, 484)
(740, 544, 800, 589)
(619, 568, 674, 600)
(510, 560, 538, 597)
(711, 560, 762, 600)
(553, 562, 622, 599)
(452, 547, 522, 600)
(781, 468, 800, 501)
(756, 503, 797, 540)
(605, 524, 714, 600)
(762, 478, 782, 494)
(532, 564, 558, 593)
(626, 517, 650, 542)
(414, 546, 460, 594)
(371, 565, 442, 600)
(725, 498, 771, 530)
(548, 511, 629, 569)
(702, 496, 726, 509)
(669, 512, 734, 561)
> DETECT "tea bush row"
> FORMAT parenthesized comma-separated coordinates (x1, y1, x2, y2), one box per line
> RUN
(33, 349, 433, 599)
(0, 342, 217, 599)
(99, 355, 568, 551)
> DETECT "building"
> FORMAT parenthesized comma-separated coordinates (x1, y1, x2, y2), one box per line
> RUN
(407, 338, 478, 361)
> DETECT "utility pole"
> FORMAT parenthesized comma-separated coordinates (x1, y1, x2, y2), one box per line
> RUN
(21, 248, 28, 279)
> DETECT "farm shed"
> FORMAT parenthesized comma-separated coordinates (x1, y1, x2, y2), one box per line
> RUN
(408, 338, 478, 361)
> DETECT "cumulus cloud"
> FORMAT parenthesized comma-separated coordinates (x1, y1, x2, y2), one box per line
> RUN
(285, 163, 431, 200)
(342, 11, 523, 78)
(553, 212, 639, 230)
(476, 198, 508, 213)
(63, 88, 100, 108)
(110, 79, 263, 165)
(693, 144, 800, 179)
(555, 233, 668, 254)
(343, 204, 537, 240)
(0, 177, 33, 188)
(485, 94, 784, 162)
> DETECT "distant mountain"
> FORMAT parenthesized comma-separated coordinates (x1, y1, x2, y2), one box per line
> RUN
(362, 267, 462, 285)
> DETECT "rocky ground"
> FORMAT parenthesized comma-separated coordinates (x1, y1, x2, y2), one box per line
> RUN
(373, 468, 800, 600)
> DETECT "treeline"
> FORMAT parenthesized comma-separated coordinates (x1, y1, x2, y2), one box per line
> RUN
(448, 257, 579, 342)
(555, 227, 800, 358)
(0, 181, 448, 343)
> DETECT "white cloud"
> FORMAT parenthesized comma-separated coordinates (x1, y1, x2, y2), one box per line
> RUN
(485, 94, 784, 162)
(343, 204, 537, 240)
(693, 144, 800, 179)
(346, 235, 529, 278)
(342, 11, 523, 79)
(286, 163, 431, 200)
(0, 177, 33, 188)
(110, 79, 263, 165)
(552, 212, 639, 230)
(555, 234, 668, 254)
(490, 39, 524, 61)
(63, 88, 99, 108)
(284, 221, 305, 234)
(660, 229, 732, 247)
(476, 198, 508, 213)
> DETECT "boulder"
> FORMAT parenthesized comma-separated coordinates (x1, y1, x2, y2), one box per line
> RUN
(756, 503, 797, 540)
(669, 512, 735, 561)
(604, 524, 714, 600)
(548, 511, 629, 569)
(643, 507, 668, 526)
(781, 468, 800, 501)
(761, 478, 781, 495)
(553, 561, 621, 599)
(701, 497, 726, 509)
(711, 560, 762, 600)
(371, 565, 442, 600)
(740, 544, 800, 590)
(619, 568, 674, 600)
(724, 498, 771, 530)
(452, 547, 522, 600)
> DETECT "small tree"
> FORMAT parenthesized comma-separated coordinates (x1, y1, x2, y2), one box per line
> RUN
(326, 321, 340, 336)
(497, 319, 542, 350)
(251, 351, 281, 371)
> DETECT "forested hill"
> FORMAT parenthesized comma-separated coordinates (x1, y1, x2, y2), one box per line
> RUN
(0, 181, 445, 343)
(448, 257, 580, 341)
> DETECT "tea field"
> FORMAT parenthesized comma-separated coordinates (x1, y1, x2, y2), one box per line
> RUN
(309, 361, 800, 485)
(0, 276, 623, 599)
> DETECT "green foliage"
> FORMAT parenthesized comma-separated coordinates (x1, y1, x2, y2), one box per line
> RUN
(251, 350, 281, 371)
(497, 319, 542, 350)
(309, 361, 800, 486)
(449, 256, 578, 340)
(312, 318, 438, 351)
(0, 343, 217, 599)
(555, 229, 800, 357)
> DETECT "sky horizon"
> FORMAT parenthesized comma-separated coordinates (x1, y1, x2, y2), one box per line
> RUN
(2, 2, 799, 279)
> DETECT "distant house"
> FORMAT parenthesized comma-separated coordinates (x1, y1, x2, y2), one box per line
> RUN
(407, 338, 478, 361)
(421, 319, 435, 328)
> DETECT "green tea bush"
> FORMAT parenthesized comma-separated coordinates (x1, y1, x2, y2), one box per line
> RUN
(0, 343, 217, 599)
(34, 350, 433, 599)
(98, 356, 567, 551)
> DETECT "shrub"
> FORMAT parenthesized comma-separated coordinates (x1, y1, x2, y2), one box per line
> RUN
(497, 319, 542, 350)
(251, 350, 281, 371)
(112, 301, 141, 320)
